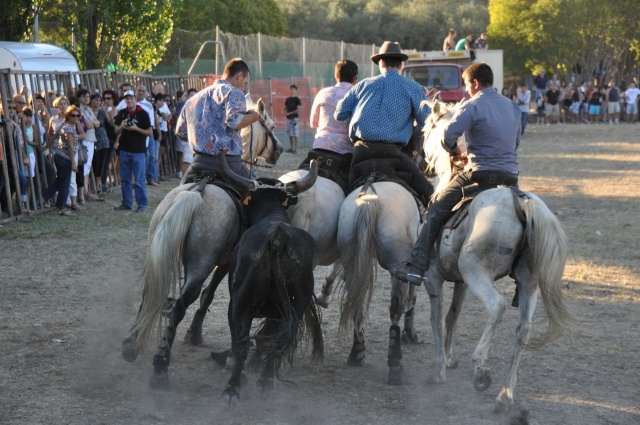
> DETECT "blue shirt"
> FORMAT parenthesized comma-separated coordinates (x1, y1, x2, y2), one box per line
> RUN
(443, 87, 521, 174)
(176, 80, 247, 156)
(335, 70, 430, 145)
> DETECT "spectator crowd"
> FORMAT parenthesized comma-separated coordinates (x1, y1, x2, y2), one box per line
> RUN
(506, 69, 640, 131)
(0, 82, 200, 217)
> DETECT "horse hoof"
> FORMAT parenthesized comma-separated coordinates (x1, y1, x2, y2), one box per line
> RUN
(149, 370, 170, 389)
(496, 405, 529, 425)
(446, 360, 460, 369)
(222, 389, 239, 411)
(184, 328, 203, 346)
(347, 353, 365, 367)
(401, 329, 423, 344)
(121, 335, 138, 363)
(257, 377, 274, 399)
(473, 368, 492, 392)
(388, 365, 404, 385)
(210, 349, 232, 367)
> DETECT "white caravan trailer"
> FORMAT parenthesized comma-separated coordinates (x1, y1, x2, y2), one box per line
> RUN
(0, 41, 80, 99)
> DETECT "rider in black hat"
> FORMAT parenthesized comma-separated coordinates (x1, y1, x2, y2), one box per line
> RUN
(335, 41, 434, 205)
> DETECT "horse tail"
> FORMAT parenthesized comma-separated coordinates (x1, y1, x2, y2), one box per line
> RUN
(339, 189, 379, 337)
(303, 298, 324, 365)
(133, 190, 204, 354)
(522, 196, 577, 348)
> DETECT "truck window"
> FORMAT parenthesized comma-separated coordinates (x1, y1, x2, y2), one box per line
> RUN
(404, 66, 460, 90)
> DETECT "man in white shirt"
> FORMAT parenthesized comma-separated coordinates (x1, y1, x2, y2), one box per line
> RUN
(624, 82, 640, 123)
(133, 84, 157, 185)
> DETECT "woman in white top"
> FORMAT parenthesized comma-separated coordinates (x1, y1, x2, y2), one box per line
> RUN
(77, 89, 101, 201)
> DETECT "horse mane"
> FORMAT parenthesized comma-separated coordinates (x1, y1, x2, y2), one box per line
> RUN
(421, 99, 465, 194)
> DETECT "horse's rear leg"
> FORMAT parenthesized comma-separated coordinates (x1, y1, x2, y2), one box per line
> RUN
(185, 264, 229, 345)
(315, 261, 342, 308)
(444, 280, 467, 369)
(495, 266, 538, 412)
(347, 325, 366, 367)
(402, 285, 422, 344)
(464, 274, 508, 392)
(150, 276, 204, 389)
(387, 280, 412, 385)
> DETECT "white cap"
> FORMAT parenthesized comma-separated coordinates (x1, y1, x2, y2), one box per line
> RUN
(123, 90, 135, 97)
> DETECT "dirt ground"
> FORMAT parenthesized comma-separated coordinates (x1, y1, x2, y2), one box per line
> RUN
(1, 123, 639, 425)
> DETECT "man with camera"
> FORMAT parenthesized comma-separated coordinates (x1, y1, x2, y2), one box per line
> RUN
(113, 89, 152, 212)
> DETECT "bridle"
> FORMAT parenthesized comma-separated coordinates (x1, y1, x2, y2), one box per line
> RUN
(243, 115, 278, 174)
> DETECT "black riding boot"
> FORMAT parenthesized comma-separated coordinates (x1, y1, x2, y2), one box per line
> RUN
(390, 207, 446, 286)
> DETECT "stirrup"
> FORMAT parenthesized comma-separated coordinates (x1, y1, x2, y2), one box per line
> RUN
(390, 263, 427, 286)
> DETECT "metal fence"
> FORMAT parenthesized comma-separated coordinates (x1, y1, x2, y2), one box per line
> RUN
(154, 28, 380, 88)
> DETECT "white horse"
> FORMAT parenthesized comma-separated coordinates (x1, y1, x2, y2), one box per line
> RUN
(421, 99, 577, 411)
(121, 98, 283, 388)
(335, 148, 425, 385)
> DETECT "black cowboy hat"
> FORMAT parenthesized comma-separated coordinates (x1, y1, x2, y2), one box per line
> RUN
(371, 41, 409, 65)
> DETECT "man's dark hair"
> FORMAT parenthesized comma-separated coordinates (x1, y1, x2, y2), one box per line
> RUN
(187, 88, 198, 95)
(463, 62, 494, 87)
(22, 107, 33, 117)
(154, 93, 165, 102)
(120, 82, 132, 91)
(335, 60, 358, 83)
(290, 84, 298, 90)
(224, 58, 251, 78)
(382, 58, 402, 68)
(75, 88, 90, 99)
(176, 90, 184, 99)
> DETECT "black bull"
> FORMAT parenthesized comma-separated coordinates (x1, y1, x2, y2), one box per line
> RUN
(221, 160, 324, 408)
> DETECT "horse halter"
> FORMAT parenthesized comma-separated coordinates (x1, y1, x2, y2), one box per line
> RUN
(245, 117, 278, 172)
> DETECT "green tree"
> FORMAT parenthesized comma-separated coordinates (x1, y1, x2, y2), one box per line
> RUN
(278, 0, 489, 51)
(175, 0, 286, 36)
(39, 0, 178, 72)
(489, 0, 640, 84)
(0, 0, 40, 41)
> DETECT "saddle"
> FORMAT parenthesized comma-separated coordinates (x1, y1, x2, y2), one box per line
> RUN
(298, 149, 352, 196)
(352, 158, 426, 210)
(444, 185, 529, 231)
(184, 169, 249, 227)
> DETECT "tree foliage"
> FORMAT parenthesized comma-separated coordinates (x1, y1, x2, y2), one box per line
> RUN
(277, 0, 489, 51)
(174, 0, 286, 36)
(39, 0, 178, 72)
(0, 0, 40, 41)
(488, 0, 640, 85)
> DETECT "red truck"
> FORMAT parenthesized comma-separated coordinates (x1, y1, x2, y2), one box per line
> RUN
(401, 49, 504, 102)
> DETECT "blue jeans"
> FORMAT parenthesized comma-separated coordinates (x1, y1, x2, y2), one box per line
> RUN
(119, 151, 147, 209)
(43, 154, 73, 210)
(146, 136, 159, 182)
(520, 112, 529, 135)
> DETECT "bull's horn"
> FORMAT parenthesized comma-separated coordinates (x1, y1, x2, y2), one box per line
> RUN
(217, 154, 256, 191)
(286, 160, 318, 194)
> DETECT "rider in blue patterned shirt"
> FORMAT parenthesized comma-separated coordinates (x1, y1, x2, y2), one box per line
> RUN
(335, 41, 433, 205)
(177, 58, 260, 180)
